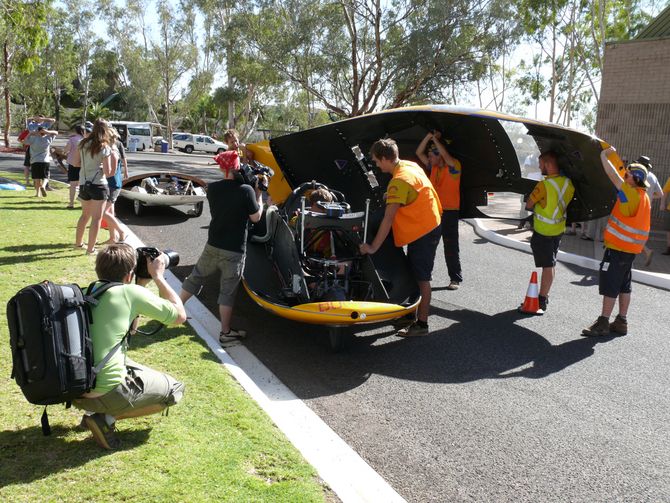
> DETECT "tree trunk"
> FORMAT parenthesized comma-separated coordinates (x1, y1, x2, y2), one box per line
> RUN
(227, 43, 234, 129)
(3, 42, 11, 148)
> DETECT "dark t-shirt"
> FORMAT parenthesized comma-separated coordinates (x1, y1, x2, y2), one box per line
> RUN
(207, 179, 259, 253)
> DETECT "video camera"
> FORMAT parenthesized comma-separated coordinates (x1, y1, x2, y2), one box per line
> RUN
(236, 163, 274, 192)
(135, 247, 180, 279)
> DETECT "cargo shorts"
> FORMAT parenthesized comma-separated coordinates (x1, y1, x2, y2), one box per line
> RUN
(182, 243, 245, 306)
(73, 360, 184, 417)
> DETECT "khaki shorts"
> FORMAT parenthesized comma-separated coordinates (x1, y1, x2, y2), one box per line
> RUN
(73, 360, 184, 417)
(182, 243, 245, 306)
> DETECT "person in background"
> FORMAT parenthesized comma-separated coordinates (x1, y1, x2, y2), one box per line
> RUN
(223, 129, 255, 166)
(179, 150, 263, 343)
(72, 243, 186, 450)
(661, 174, 670, 256)
(359, 138, 442, 337)
(102, 127, 128, 243)
(21, 115, 55, 186)
(73, 119, 117, 255)
(24, 126, 58, 198)
(582, 149, 651, 337)
(63, 125, 86, 208)
(635, 156, 662, 266)
(416, 130, 463, 290)
(523, 150, 575, 314)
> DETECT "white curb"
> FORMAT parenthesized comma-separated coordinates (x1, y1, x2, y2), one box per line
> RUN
(468, 218, 670, 291)
(121, 224, 406, 503)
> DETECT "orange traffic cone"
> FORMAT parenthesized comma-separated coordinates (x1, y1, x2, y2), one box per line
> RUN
(518, 271, 543, 315)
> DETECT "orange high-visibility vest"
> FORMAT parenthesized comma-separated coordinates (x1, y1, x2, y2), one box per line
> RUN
(391, 161, 442, 247)
(429, 159, 461, 210)
(604, 187, 651, 254)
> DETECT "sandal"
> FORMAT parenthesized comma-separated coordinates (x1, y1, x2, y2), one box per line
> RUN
(219, 329, 247, 344)
(86, 247, 97, 256)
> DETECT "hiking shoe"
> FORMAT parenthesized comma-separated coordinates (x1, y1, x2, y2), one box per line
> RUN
(446, 281, 460, 291)
(83, 413, 121, 450)
(219, 328, 247, 344)
(538, 295, 548, 312)
(581, 316, 610, 337)
(609, 315, 628, 336)
(397, 322, 429, 337)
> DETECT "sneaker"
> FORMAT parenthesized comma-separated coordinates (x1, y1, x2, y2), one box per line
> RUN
(397, 322, 429, 337)
(391, 314, 415, 328)
(581, 316, 610, 337)
(446, 281, 460, 291)
(609, 315, 628, 336)
(538, 295, 548, 312)
(40, 186, 47, 197)
(219, 328, 247, 344)
(83, 413, 121, 450)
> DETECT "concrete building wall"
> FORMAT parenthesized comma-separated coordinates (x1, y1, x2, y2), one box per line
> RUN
(595, 38, 670, 223)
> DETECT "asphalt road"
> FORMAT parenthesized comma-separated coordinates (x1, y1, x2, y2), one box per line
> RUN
(5, 151, 669, 502)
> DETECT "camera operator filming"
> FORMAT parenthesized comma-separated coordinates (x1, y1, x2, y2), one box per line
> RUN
(73, 243, 187, 450)
(180, 150, 263, 344)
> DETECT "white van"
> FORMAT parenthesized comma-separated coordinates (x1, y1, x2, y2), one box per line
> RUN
(172, 133, 227, 154)
(111, 121, 166, 151)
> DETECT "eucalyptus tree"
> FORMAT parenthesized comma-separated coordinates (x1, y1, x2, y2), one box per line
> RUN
(63, 0, 100, 124)
(248, 0, 512, 118)
(0, 0, 49, 146)
(153, 0, 196, 145)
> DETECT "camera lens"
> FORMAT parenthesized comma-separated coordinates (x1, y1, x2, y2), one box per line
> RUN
(163, 249, 180, 269)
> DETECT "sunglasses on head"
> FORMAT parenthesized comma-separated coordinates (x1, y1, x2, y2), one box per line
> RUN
(429, 148, 440, 156)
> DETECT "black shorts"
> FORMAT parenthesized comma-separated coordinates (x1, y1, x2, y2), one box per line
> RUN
(67, 164, 81, 182)
(79, 182, 109, 201)
(406, 225, 441, 282)
(599, 248, 635, 298)
(530, 232, 562, 268)
(30, 162, 50, 180)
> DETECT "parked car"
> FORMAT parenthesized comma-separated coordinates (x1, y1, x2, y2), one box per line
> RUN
(172, 133, 227, 154)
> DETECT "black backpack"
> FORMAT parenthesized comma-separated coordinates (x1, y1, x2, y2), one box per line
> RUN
(6, 280, 126, 434)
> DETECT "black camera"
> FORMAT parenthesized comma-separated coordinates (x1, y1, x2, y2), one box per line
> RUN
(135, 247, 180, 279)
(236, 163, 274, 192)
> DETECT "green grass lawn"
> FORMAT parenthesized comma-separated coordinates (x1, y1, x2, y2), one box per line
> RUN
(0, 171, 332, 502)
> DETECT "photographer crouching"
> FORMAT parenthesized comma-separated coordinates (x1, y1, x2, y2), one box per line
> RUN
(180, 150, 263, 344)
(73, 243, 187, 450)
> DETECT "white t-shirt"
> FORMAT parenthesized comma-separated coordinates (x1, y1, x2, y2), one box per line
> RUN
(647, 171, 662, 200)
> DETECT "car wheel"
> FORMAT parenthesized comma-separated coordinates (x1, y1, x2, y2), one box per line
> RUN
(216, 148, 225, 154)
(185, 145, 194, 154)
(133, 199, 143, 216)
(190, 201, 204, 217)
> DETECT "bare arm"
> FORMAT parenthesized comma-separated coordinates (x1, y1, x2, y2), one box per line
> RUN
(415, 132, 432, 166)
(102, 150, 116, 178)
(359, 203, 400, 254)
(600, 147, 624, 190)
(147, 255, 187, 324)
(248, 187, 263, 223)
(432, 130, 458, 168)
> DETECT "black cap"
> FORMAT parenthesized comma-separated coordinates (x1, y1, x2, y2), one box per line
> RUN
(636, 155, 652, 170)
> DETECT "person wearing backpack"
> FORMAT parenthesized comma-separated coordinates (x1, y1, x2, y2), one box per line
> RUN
(73, 243, 187, 450)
